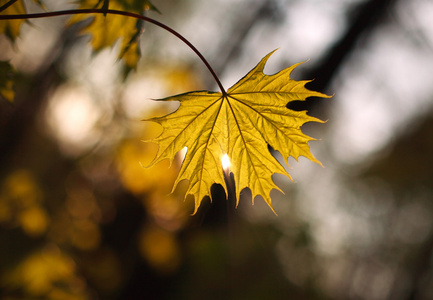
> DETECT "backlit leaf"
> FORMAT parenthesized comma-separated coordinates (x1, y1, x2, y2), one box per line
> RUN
(113, 0, 160, 14)
(0, 0, 44, 42)
(70, 0, 158, 71)
(0, 0, 26, 42)
(147, 50, 331, 214)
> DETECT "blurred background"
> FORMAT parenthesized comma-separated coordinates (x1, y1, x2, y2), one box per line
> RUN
(1, 0, 433, 299)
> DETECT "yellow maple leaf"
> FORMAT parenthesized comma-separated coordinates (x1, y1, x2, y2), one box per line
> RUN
(0, 0, 26, 42)
(70, 1, 135, 53)
(147, 50, 331, 214)
(69, 0, 157, 70)
(0, 0, 44, 42)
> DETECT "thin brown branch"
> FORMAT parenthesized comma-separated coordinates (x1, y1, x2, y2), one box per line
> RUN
(0, 8, 227, 94)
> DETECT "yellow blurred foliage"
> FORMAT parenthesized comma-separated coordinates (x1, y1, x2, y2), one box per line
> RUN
(66, 187, 101, 221)
(116, 121, 191, 227)
(3, 245, 88, 299)
(164, 67, 204, 95)
(70, 219, 101, 251)
(18, 206, 49, 237)
(2, 169, 42, 205)
(69, 0, 142, 69)
(144, 193, 188, 231)
(49, 208, 101, 251)
(117, 139, 163, 194)
(116, 123, 179, 195)
(48, 287, 88, 300)
(0, 0, 26, 42)
(42, 178, 103, 251)
(122, 41, 140, 70)
(139, 226, 181, 274)
(0, 169, 49, 236)
(0, 78, 14, 103)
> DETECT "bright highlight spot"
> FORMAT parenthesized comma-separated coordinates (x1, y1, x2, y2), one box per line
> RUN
(176, 147, 187, 164)
(221, 154, 231, 170)
(179, 147, 187, 160)
(46, 85, 100, 156)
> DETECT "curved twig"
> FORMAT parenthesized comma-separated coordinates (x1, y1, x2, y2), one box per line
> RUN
(0, 8, 227, 94)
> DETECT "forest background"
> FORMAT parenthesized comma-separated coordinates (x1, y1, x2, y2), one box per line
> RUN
(1, 0, 433, 299)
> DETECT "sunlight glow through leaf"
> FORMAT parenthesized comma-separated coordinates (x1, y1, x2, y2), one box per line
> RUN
(221, 154, 230, 170)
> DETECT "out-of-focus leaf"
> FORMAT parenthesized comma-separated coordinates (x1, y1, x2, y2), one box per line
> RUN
(116, 123, 178, 195)
(0, 0, 26, 42)
(69, 219, 101, 251)
(0, 0, 45, 43)
(0, 169, 49, 236)
(3, 245, 89, 298)
(49, 183, 101, 251)
(18, 206, 49, 237)
(70, 0, 159, 72)
(110, 0, 160, 14)
(116, 114, 190, 229)
(138, 226, 181, 274)
(0, 60, 15, 102)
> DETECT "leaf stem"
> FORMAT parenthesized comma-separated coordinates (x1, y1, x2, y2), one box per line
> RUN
(0, 8, 227, 94)
(0, 0, 18, 12)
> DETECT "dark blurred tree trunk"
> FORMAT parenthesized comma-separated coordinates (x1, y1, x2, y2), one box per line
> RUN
(211, 0, 283, 80)
(404, 235, 433, 300)
(0, 29, 75, 175)
(289, 0, 399, 114)
(365, 116, 433, 300)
